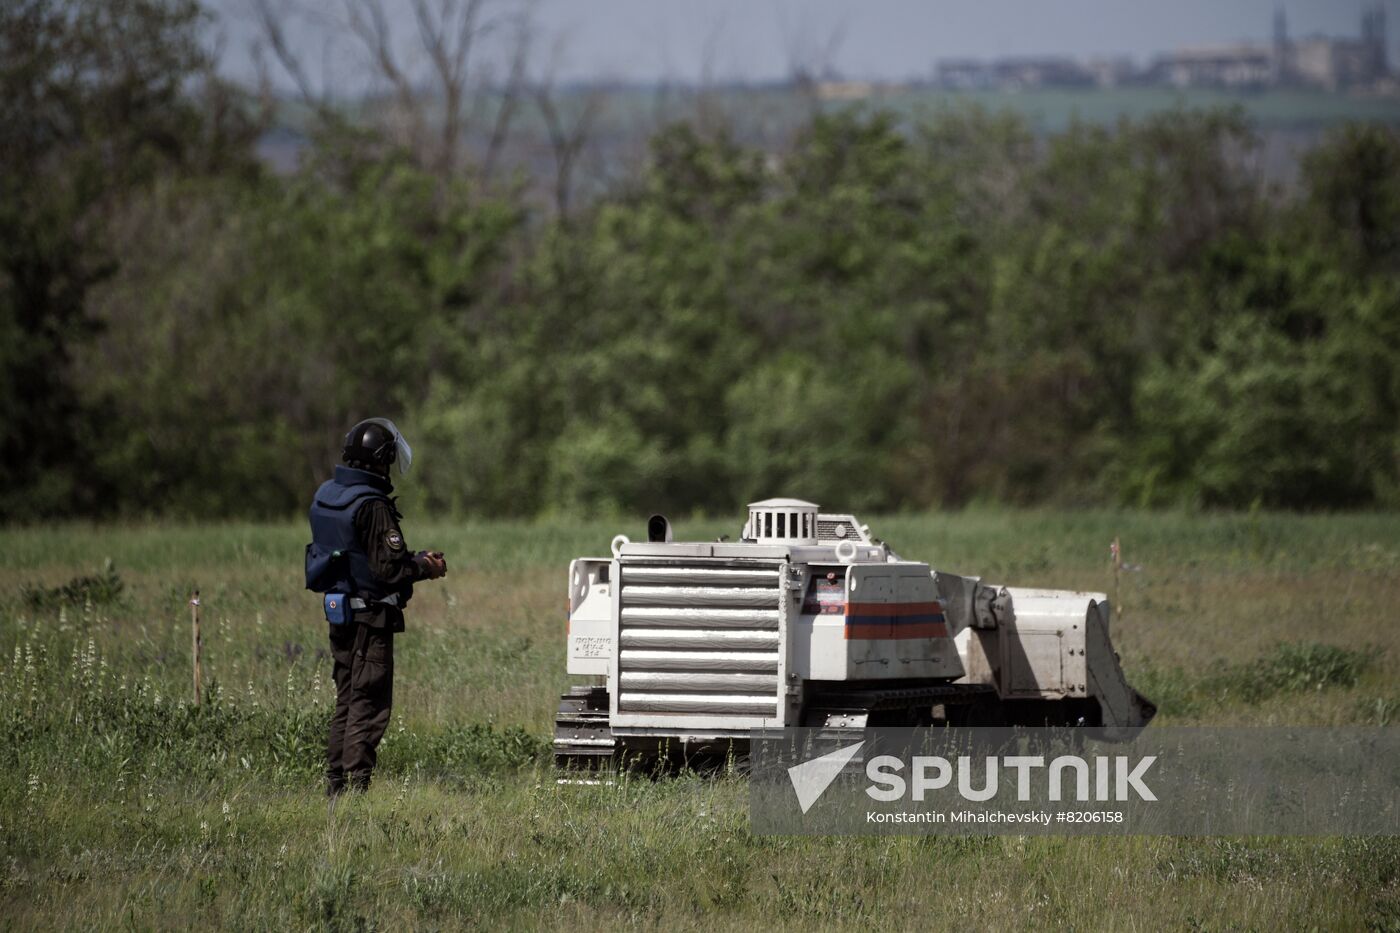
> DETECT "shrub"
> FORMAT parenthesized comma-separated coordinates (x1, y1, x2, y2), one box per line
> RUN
(1213, 641, 1376, 703)
(20, 559, 124, 611)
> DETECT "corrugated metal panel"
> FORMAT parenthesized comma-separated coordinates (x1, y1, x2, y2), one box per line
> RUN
(620, 628, 778, 650)
(617, 560, 782, 717)
(621, 585, 778, 608)
(620, 607, 779, 629)
(619, 649, 778, 672)
(620, 672, 778, 692)
(621, 566, 778, 587)
(618, 693, 778, 715)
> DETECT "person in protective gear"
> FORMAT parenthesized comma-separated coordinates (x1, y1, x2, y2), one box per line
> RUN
(306, 418, 448, 796)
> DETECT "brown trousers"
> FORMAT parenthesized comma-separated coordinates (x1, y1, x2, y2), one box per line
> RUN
(326, 620, 394, 794)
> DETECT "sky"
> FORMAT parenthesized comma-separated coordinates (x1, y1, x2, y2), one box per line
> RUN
(209, 0, 1400, 90)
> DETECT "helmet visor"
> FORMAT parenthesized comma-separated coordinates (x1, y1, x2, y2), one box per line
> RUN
(365, 417, 413, 475)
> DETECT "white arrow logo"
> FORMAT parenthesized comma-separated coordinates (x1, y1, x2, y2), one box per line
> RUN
(787, 741, 865, 814)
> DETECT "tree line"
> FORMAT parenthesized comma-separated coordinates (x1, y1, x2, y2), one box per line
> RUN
(3, 0, 1398, 520)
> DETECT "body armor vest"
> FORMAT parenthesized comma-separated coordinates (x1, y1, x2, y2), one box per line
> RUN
(305, 466, 394, 600)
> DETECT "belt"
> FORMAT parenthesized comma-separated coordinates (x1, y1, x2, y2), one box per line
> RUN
(349, 594, 400, 610)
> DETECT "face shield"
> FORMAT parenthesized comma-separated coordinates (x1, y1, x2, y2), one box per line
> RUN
(364, 417, 413, 475)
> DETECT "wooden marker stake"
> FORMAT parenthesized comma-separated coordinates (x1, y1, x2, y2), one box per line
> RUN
(1111, 536, 1123, 623)
(191, 590, 203, 706)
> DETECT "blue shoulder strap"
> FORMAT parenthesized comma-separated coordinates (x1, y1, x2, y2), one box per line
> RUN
(315, 481, 385, 513)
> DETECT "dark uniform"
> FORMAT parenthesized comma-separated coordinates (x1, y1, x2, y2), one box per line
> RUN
(325, 490, 420, 794)
(306, 420, 445, 797)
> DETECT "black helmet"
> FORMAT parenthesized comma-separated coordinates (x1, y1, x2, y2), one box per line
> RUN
(342, 418, 413, 475)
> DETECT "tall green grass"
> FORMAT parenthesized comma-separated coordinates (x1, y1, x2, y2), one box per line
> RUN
(1, 511, 1398, 928)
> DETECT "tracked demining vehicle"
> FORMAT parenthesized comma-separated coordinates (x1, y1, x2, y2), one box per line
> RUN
(555, 499, 1155, 770)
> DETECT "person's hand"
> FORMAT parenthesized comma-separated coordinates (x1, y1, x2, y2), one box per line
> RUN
(414, 550, 448, 580)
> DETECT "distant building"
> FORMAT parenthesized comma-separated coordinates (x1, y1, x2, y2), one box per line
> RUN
(1151, 4, 1391, 90)
(1086, 57, 1138, 88)
(935, 59, 998, 91)
(932, 5, 1391, 93)
(1149, 44, 1275, 89)
(997, 57, 1096, 89)
(935, 56, 1093, 90)
(1286, 5, 1389, 90)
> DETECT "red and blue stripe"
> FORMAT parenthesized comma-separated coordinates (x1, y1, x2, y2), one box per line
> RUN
(844, 601, 948, 640)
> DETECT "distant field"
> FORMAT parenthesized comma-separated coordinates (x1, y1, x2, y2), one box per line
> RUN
(868, 86, 1400, 132)
(259, 85, 1400, 178)
(2, 511, 1398, 928)
(494, 84, 1400, 135)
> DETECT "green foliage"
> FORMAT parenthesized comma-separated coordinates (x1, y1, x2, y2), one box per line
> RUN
(0, 0, 256, 519)
(77, 153, 521, 517)
(1139, 641, 1379, 715)
(1302, 122, 1400, 270)
(357, 112, 1400, 515)
(1, 4, 1397, 517)
(383, 722, 546, 779)
(20, 558, 123, 611)
(1118, 123, 1400, 508)
(1221, 641, 1377, 703)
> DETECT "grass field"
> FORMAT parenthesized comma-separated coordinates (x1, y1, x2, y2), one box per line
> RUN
(2, 510, 1398, 929)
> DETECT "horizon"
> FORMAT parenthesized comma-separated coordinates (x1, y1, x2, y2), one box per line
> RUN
(210, 0, 1400, 92)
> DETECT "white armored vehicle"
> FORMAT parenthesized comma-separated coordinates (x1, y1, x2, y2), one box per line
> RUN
(556, 499, 1155, 770)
